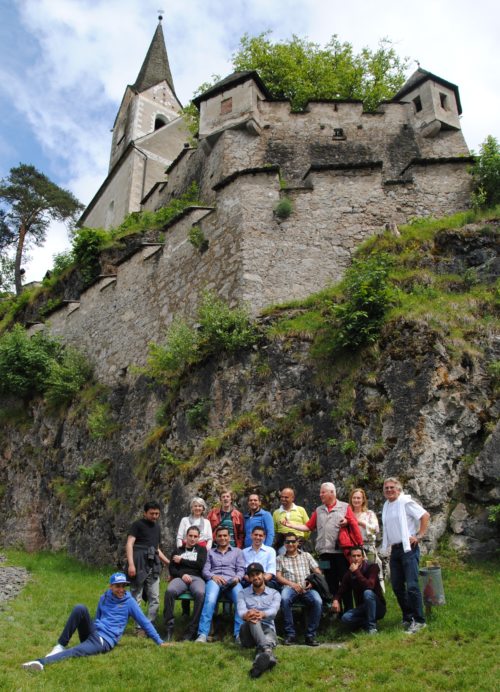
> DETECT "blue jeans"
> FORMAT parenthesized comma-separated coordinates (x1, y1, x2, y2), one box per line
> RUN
(197, 579, 243, 637)
(280, 586, 323, 638)
(341, 590, 386, 631)
(390, 544, 425, 624)
(40, 605, 111, 666)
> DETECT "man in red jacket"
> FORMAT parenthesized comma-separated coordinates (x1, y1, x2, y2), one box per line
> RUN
(332, 547, 386, 634)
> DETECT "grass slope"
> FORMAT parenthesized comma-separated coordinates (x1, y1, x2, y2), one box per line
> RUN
(0, 550, 498, 691)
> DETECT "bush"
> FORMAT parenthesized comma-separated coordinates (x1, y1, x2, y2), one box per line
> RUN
(71, 227, 110, 284)
(146, 319, 199, 381)
(470, 135, 500, 209)
(275, 197, 293, 219)
(326, 254, 394, 350)
(198, 292, 258, 353)
(45, 348, 93, 407)
(0, 324, 59, 398)
(144, 293, 258, 384)
(0, 324, 91, 403)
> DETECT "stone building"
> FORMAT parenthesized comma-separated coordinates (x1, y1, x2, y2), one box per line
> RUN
(39, 23, 473, 383)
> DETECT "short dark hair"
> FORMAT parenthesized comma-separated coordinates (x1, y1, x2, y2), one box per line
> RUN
(284, 532, 298, 541)
(186, 525, 201, 535)
(349, 545, 364, 555)
(215, 525, 230, 536)
(251, 526, 266, 535)
(144, 501, 161, 512)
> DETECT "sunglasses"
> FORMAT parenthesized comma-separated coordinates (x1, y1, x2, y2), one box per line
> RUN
(285, 540, 297, 544)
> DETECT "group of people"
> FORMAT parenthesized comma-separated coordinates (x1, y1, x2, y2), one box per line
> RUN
(22, 478, 430, 679)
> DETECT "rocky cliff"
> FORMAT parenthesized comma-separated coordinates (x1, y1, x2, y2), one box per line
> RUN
(0, 221, 498, 563)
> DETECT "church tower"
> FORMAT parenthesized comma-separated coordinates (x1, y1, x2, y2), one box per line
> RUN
(80, 17, 188, 230)
(109, 17, 182, 170)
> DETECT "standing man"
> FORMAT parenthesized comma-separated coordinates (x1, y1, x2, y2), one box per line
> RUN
(208, 489, 245, 548)
(244, 493, 275, 547)
(126, 501, 169, 635)
(272, 487, 310, 553)
(283, 482, 363, 606)
(195, 525, 246, 642)
(276, 533, 323, 646)
(381, 477, 430, 634)
(242, 526, 279, 590)
(332, 546, 386, 634)
(237, 563, 281, 678)
(22, 573, 169, 672)
(163, 525, 207, 641)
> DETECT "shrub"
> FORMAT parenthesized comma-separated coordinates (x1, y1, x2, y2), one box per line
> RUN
(186, 398, 210, 428)
(275, 197, 293, 219)
(87, 401, 118, 439)
(146, 318, 199, 381)
(198, 291, 258, 353)
(71, 227, 110, 284)
(144, 293, 258, 384)
(0, 324, 59, 398)
(326, 254, 394, 350)
(45, 348, 93, 407)
(188, 225, 208, 252)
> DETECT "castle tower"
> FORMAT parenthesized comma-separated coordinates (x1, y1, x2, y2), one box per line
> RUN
(80, 17, 188, 229)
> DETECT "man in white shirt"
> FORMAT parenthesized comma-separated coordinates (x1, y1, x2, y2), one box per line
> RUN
(242, 527, 279, 590)
(381, 477, 430, 634)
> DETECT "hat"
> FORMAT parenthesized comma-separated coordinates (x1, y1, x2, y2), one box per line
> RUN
(109, 572, 130, 585)
(246, 562, 264, 576)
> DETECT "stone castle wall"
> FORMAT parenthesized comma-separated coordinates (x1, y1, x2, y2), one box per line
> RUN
(36, 89, 473, 383)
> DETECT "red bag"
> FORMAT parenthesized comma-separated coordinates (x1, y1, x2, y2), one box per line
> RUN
(337, 524, 356, 549)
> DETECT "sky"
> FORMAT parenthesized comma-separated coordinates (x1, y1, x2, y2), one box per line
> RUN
(0, 0, 499, 283)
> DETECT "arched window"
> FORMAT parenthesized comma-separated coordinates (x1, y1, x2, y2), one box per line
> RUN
(154, 115, 167, 130)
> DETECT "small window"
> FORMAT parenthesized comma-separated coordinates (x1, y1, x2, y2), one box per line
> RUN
(220, 97, 233, 115)
(439, 92, 448, 110)
(413, 96, 423, 113)
(155, 116, 167, 130)
(333, 128, 344, 138)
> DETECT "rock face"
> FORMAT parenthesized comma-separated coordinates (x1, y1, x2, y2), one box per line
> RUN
(1, 227, 498, 563)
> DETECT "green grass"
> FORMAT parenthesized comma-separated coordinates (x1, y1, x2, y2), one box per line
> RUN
(0, 550, 498, 690)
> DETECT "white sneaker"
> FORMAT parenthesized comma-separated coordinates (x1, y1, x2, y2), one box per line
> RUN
(22, 661, 44, 672)
(46, 643, 65, 657)
(406, 621, 427, 634)
(195, 634, 208, 643)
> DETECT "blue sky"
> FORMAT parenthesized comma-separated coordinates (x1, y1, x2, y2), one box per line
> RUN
(1, 0, 499, 282)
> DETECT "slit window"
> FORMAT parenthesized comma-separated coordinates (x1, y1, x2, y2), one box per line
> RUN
(220, 97, 233, 115)
(439, 92, 448, 110)
(413, 96, 422, 113)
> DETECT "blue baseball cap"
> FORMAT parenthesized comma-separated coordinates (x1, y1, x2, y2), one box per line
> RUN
(109, 572, 130, 585)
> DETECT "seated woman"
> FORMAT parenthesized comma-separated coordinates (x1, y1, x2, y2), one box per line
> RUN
(349, 488, 384, 591)
(176, 497, 213, 549)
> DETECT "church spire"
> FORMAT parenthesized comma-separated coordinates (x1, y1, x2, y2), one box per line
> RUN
(132, 16, 175, 94)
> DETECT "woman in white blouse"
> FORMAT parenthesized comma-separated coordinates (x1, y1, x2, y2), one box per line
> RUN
(349, 487, 385, 591)
(176, 497, 213, 549)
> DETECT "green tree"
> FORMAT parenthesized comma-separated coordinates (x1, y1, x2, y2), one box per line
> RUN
(470, 135, 500, 209)
(232, 32, 408, 111)
(0, 253, 15, 294)
(0, 164, 84, 295)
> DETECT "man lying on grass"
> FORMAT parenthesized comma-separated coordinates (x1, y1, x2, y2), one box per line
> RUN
(22, 572, 170, 672)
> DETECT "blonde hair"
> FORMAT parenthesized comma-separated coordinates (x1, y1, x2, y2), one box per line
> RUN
(349, 488, 368, 512)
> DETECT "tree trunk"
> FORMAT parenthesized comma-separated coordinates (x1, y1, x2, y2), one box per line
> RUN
(14, 223, 27, 295)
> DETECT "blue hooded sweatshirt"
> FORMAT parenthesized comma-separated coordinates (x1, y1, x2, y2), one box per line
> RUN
(94, 589, 163, 647)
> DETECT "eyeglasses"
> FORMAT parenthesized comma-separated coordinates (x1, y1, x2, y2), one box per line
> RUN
(285, 540, 297, 544)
